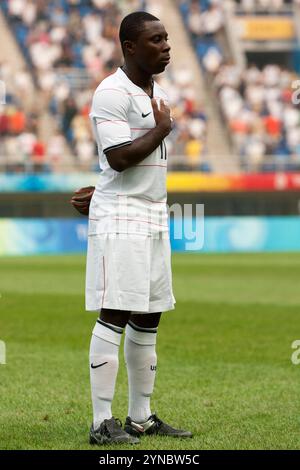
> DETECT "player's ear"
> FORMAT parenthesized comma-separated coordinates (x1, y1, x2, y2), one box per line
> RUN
(123, 40, 135, 56)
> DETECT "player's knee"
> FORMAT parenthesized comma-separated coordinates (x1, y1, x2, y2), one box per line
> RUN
(130, 312, 161, 329)
(125, 321, 158, 347)
(100, 308, 131, 328)
(125, 339, 157, 369)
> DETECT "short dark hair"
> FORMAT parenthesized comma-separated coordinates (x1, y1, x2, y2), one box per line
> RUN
(119, 11, 160, 54)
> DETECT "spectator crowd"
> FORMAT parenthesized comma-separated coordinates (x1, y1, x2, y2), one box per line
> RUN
(0, 60, 48, 172)
(0, 0, 208, 172)
(179, 0, 300, 170)
(234, 0, 296, 12)
(178, 0, 224, 74)
(215, 64, 300, 169)
(2, 0, 300, 173)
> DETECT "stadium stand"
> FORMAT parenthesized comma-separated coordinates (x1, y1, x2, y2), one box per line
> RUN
(178, 0, 225, 74)
(0, 8, 49, 173)
(234, 0, 295, 13)
(214, 63, 300, 171)
(0, 83, 47, 173)
(3, 0, 300, 173)
(0, 0, 209, 172)
(178, 0, 300, 172)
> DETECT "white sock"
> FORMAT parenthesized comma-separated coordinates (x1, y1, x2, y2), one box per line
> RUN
(124, 321, 158, 423)
(89, 319, 123, 429)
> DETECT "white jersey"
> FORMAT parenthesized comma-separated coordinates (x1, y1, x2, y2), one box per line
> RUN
(89, 67, 169, 235)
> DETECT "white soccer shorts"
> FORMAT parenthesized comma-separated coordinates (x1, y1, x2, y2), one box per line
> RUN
(85, 233, 176, 314)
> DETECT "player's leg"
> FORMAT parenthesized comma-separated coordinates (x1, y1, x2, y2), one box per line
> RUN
(130, 312, 161, 328)
(123, 237, 167, 426)
(89, 308, 139, 444)
(123, 234, 192, 438)
(124, 312, 161, 425)
(100, 308, 131, 328)
(90, 308, 130, 428)
(86, 232, 143, 443)
(124, 310, 192, 438)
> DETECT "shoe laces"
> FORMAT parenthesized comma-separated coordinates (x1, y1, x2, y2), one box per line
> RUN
(149, 414, 176, 433)
(101, 417, 123, 437)
(149, 413, 162, 430)
(112, 417, 123, 428)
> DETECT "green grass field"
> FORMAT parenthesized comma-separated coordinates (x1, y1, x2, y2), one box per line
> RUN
(1, 252, 300, 450)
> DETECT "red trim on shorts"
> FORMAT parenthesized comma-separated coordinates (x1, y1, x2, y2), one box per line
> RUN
(101, 256, 105, 308)
(101, 256, 106, 309)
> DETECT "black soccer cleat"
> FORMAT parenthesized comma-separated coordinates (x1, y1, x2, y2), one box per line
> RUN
(89, 417, 140, 445)
(124, 413, 193, 438)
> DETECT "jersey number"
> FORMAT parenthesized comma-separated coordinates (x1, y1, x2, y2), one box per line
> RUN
(160, 140, 167, 160)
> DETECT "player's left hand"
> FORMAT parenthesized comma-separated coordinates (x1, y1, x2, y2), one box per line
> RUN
(70, 186, 95, 216)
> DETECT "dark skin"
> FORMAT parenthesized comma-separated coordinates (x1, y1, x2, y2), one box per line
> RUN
(101, 309, 162, 329)
(71, 20, 171, 328)
(70, 186, 95, 215)
(106, 21, 172, 172)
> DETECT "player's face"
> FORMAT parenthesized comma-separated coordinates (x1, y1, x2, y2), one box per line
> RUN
(134, 21, 171, 75)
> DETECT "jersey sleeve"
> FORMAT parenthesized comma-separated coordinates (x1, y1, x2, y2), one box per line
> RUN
(90, 88, 132, 154)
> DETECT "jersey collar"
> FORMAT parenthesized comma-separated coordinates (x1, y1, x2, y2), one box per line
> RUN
(118, 66, 155, 99)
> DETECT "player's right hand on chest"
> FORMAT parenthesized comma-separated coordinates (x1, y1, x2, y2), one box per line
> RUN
(151, 98, 172, 137)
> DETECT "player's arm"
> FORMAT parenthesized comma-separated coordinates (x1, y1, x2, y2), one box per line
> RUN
(106, 99, 172, 172)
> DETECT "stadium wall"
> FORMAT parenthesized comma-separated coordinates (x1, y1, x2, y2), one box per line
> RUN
(1, 217, 300, 256)
(2, 172, 300, 193)
(2, 171, 300, 216)
(1, 190, 300, 217)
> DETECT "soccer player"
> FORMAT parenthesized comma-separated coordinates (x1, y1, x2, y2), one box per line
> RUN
(84, 11, 193, 445)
